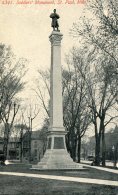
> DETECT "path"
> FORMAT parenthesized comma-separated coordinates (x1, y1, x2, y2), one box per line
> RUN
(81, 162, 118, 174)
(0, 171, 118, 187)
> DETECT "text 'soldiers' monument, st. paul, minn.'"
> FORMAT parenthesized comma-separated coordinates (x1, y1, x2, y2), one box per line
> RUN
(32, 9, 83, 170)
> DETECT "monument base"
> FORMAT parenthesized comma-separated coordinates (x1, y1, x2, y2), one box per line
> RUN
(32, 131, 83, 170)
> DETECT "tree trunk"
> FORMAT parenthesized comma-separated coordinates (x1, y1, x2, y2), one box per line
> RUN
(101, 126, 106, 167)
(95, 137, 100, 165)
(28, 131, 32, 162)
(71, 136, 76, 161)
(94, 121, 101, 166)
(20, 128, 23, 162)
(77, 136, 81, 163)
(68, 131, 76, 161)
(3, 136, 8, 159)
(73, 135, 78, 162)
(3, 123, 10, 159)
(99, 115, 106, 167)
(114, 143, 118, 167)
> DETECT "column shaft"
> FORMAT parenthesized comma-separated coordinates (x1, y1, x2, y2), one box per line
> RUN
(49, 31, 64, 130)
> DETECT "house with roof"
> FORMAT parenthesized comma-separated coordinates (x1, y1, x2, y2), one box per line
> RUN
(0, 130, 46, 162)
(0, 137, 21, 160)
(22, 130, 46, 163)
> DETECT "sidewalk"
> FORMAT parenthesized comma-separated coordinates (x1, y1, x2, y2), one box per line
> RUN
(0, 171, 118, 187)
(80, 161, 118, 174)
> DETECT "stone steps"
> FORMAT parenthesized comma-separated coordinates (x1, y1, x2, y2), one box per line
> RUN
(32, 149, 84, 170)
(32, 163, 83, 170)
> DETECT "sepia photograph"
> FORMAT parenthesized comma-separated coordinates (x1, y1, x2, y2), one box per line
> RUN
(0, 0, 118, 194)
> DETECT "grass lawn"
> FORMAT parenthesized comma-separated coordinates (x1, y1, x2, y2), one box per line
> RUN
(0, 164, 118, 195)
(0, 175, 118, 195)
(0, 164, 118, 181)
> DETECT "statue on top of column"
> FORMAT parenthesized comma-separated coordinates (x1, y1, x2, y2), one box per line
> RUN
(50, 9, 60, 31)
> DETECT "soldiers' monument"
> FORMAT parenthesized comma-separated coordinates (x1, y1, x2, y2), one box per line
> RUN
(32, 10, 83, 169)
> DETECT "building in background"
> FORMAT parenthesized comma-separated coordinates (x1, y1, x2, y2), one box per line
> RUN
(0, 137, 20, 160)
(0, 130, 46, 163)
(22, 130, 45, 163)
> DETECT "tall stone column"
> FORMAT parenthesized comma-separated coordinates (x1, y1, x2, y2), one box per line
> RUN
(32, 31, 83, 170)
(49, 31, 64, 131)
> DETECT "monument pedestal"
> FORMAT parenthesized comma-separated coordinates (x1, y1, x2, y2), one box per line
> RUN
(32, 31, 83, 170)
(33, 131, 83, 170)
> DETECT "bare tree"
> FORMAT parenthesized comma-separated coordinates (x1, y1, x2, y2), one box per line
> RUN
(70, 47, 117, 166)
(2, 102, 20, 158)
(70, 0, 118, 166)
(34, 70, 50, 118)
(63, 51, 91, 162)
(0, 44, 27, 158)
(27, 104, 40, 162)
(14, 113, 29, 162)
(71, 0, 117, 94)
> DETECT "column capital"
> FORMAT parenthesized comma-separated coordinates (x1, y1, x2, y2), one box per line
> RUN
(49, 31, 63, 46)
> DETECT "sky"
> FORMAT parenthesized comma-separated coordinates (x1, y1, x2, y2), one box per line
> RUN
(0, 1, 87, 129)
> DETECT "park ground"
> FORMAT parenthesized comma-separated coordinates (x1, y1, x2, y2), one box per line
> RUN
(0, 163, 118, 195)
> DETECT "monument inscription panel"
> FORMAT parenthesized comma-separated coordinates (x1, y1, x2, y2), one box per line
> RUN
(54, 137, 65, 149)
